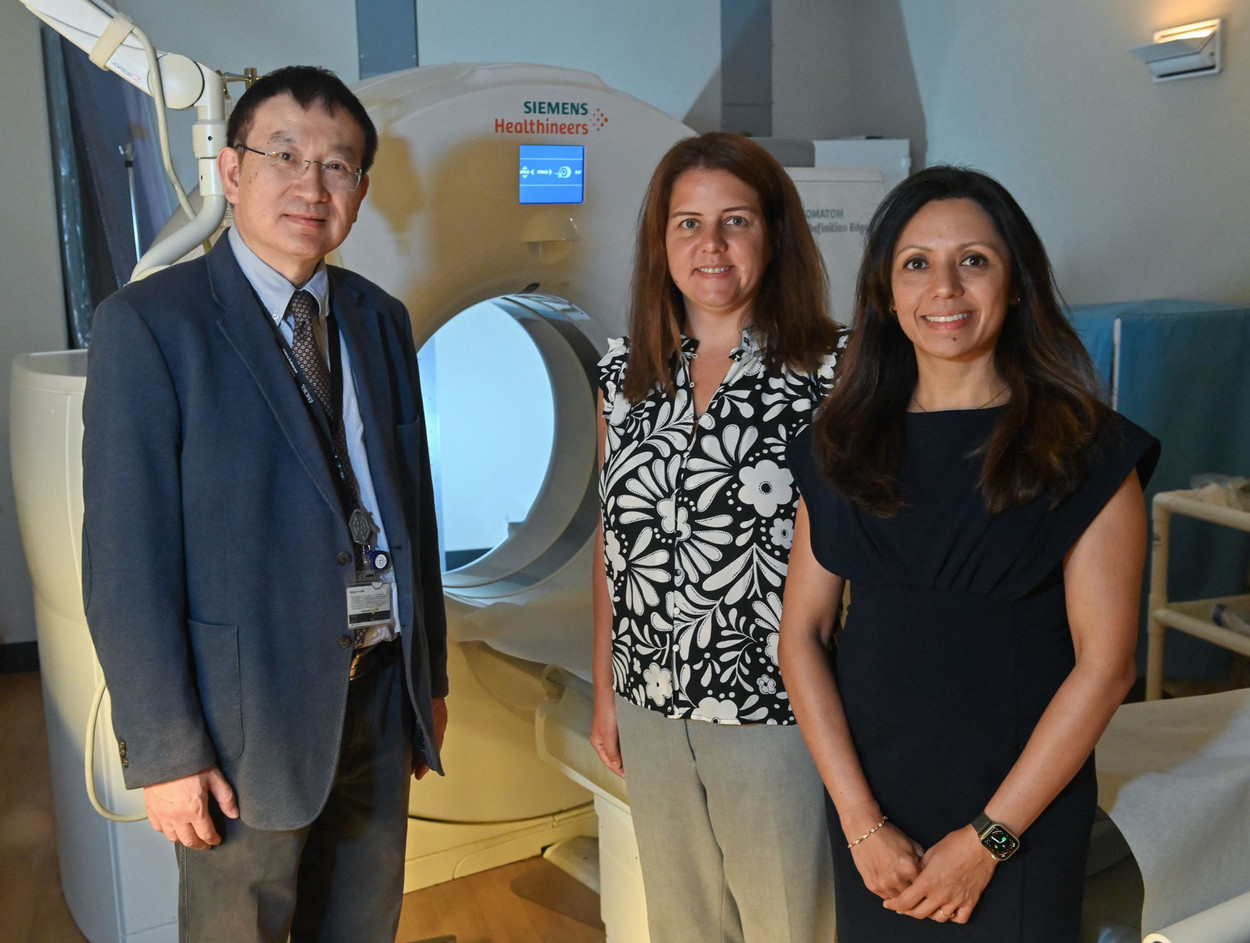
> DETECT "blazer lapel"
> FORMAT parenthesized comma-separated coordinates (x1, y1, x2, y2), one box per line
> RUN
(332, 277, 406, 551)
(207, 241, 345, 524)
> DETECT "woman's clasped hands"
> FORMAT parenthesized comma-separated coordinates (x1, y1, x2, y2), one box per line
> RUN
(852, 820, 998, 925)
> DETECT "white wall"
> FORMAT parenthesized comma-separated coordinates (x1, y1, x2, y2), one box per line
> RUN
(0, 5, 69, 645)
(892, 0, 1249, 305)
(112, 0, 359, 78)
(416, 0, 722, 130)
(772, 0, 1249, 306)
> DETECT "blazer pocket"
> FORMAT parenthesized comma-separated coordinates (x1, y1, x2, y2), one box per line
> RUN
(187, 619, 244, 762)
(395, 416, 423, 439)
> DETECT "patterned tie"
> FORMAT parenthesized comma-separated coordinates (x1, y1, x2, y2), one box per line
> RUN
(286, 292, 382, 584)
(286, 290, 358, 505)
(287, 290, 332, 411)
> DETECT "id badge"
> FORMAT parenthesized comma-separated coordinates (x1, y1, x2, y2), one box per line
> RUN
(346, 580, 393, 630)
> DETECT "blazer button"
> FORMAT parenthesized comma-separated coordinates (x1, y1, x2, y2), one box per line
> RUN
(336, 552, 352, 565)
(338, 635, 353, 648)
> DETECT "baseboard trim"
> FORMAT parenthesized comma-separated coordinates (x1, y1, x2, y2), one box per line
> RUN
(0, 641, 39, 673)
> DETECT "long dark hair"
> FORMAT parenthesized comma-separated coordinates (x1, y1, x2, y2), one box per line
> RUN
(813, 165, 1110, 515)
(623, 132, 840, 402)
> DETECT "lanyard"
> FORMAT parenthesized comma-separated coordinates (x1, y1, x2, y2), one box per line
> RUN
(270, 309, 344, 460)
(262, 300, 377, 556)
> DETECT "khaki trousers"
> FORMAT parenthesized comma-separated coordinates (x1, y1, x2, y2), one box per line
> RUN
(616, 696, 836, 943)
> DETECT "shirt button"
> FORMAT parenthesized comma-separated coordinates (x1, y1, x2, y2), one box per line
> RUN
(336, 552, 352, 565)
(338, 635, 353, 648)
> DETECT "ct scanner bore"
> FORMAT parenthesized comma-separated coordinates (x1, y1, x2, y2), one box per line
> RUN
(425, 292, 603, 597)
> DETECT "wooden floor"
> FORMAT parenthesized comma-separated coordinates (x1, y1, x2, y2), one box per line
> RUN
(12, 657, 1246, 943)
(398, 858, 604, 943)
(1, 672, 86, 942)
(0, 671, 605, 943)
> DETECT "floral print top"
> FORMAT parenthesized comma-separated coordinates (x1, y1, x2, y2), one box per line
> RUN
(598, 327, 846, 724)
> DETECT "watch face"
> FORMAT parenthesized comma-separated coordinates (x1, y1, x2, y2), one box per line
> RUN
(981, 825, 1020, 860)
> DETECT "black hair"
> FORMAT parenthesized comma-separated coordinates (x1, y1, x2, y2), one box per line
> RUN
(812, 165, 1110, 515)
(227, 65, 378, 172)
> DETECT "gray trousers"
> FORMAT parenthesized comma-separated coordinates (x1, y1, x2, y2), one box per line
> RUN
(615, 696, 836, 943)
(176, 640, 413, 943)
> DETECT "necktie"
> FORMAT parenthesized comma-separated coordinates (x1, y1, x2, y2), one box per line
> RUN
(286, 293, 386, 642)
(285, 290, 365, 530)
(287, 290, 334, 417)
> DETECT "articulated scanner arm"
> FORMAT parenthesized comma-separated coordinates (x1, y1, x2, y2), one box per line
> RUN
(20, 0, 214, 108)
(20, 0, 235, 280)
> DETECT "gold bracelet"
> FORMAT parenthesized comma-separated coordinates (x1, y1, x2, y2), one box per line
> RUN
(847, 815, 888, 850)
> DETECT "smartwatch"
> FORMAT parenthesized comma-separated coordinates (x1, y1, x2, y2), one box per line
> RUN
(971, 812, 1020, 861)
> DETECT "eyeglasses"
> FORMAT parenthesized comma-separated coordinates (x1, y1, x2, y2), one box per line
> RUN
(234, 143, 365, 193)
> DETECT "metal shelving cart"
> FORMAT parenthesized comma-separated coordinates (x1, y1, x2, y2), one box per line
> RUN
(1146, 490, 1250, 700)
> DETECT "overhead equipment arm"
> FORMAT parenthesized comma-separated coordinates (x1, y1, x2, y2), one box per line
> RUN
(20, 0, 239, 280)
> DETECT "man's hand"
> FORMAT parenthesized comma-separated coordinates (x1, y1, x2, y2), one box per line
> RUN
(414, 696, 448, 780)
(143, 766, 238, 850)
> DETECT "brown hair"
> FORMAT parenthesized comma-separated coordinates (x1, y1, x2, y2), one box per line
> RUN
(622, 132, 841, 402)
(812, 165, 1111, 516)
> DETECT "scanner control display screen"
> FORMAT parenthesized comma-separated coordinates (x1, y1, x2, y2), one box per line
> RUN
(519, 145, 585, 204)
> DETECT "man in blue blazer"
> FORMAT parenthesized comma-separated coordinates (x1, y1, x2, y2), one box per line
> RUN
(81, 66, 447, 942)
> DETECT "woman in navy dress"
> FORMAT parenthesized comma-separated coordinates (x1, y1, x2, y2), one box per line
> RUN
(779, 166, 1159, 941)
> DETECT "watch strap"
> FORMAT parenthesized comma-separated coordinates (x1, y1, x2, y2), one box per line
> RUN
(970, 811, 1020, 860)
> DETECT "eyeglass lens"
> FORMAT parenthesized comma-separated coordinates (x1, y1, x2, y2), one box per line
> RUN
(252, 148, 361, 192)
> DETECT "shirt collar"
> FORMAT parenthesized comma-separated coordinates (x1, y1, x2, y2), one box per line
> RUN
(679, 325, 762, 361)
(733, 325, 762, 361)
(227, 227, 330, 323)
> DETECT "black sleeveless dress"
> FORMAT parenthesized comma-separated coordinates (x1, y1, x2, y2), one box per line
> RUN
(789, 408, 1159, 942)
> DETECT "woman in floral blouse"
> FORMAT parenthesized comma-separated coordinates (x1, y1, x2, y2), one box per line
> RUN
(591, 131, 847, 942)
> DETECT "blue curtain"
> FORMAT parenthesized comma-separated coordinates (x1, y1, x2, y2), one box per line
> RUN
(1071, 300, 1250, 680)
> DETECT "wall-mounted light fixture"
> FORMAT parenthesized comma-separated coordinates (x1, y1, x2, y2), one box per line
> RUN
(1130, 19, 1223, 81)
